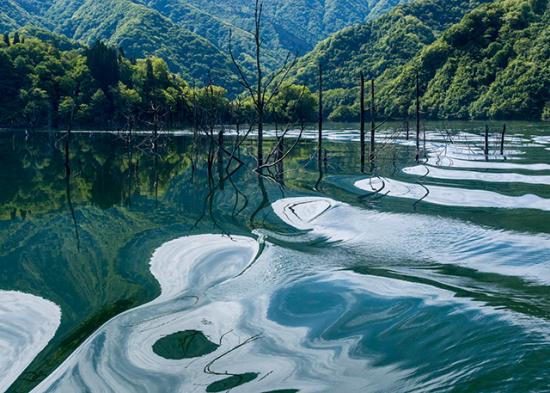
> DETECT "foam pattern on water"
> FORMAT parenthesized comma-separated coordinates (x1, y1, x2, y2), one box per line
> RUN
(0, 291, 61, 392)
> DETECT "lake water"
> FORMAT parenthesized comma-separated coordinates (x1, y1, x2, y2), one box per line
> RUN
(1, 121, 549, 392)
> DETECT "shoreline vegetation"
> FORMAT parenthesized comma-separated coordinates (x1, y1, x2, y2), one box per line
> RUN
(1, 31, 548, 130)
(0, 0, 548, 134)
(0, 33, 546, 132)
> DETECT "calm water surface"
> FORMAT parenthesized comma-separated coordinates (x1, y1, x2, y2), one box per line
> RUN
(0, 121, 549, 392)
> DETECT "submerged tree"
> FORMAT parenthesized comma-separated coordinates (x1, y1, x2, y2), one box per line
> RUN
(229, 0, 297, 170)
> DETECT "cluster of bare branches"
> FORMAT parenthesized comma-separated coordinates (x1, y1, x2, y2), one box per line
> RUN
(228, 0, 299, 171)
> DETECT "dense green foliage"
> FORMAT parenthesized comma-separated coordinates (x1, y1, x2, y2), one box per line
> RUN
(293, 0, 491, 90)
(1, 0, 547, 121)
(0, 0, 407, 92)
(293, 0, 549, 120)
(399, 0, 550, 120)
(0, 35, 317, 130)
(0, 36, 186, 129)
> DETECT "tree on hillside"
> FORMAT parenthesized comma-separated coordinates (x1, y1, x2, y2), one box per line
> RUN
(86, 41, 120, 124)
(86, 41, 120, 91)
(0, 51, 23, 125)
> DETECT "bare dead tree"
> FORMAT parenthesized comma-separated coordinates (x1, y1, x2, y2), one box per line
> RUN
(228, 0, 297, 170)
(484, 124, 489, 160)
(500, 123, 506, 155)
(370, 78, 376, 162)
(360, 72, 366, 171)
(318, 63, 323, 161)
(257, 85, 310, 172)
(415, 71, 421, 162)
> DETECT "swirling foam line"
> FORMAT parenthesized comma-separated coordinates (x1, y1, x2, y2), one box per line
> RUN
(30, 233, 405, 392)
(0, 291, 61, 393)
(355, 177, 550, 211)
(31, 235, 260, 392)
(403, 165, 550, 186)
(271, 197, 550, 284)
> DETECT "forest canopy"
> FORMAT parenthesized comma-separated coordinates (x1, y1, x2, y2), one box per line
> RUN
(292, 0, 550, 121)
(0, 35, 317, 130)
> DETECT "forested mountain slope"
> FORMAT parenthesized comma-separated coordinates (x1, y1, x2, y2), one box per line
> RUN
(38, 0, 236, 88)
(0, 0, 408, 91)
(382, 0, 550, 119)
(140, 0, 410, 55)
(292, 0, 492, 89)
(0, 0, 48, 30)
(293, 0, 549, 120)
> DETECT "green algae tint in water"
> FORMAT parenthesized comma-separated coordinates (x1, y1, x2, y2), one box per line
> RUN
(152, 330, 219, 360)
(0, 121, 549, 393)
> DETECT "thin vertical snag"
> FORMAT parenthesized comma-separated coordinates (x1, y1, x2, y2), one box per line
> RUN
(484, 124, 489, 160)
(360, 72, 366, 171)
(500, 123, 506, 156)
(255, 0, 264, 168)
(228, 0, 298, 171)
(370, 79, 375, 162)
(318, 63, 323, 161)
(415, 72, 420, 162)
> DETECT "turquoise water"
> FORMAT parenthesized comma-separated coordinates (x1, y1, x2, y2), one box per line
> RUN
(0, 121, 549, 392)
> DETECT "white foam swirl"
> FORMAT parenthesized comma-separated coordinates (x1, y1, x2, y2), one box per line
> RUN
(403, 165, 550, 186)
(355, 177, 550, 211)
(272, 197, 550, 284)
(0, 291, 61, 392)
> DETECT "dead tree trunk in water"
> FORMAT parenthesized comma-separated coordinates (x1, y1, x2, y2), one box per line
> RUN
(370, 79, 376, 162)
(318, 63, 323, 162)
(276, 136, 285, 184)
(217, 133, 225, 190)
(360, 72, 366, 171)
(64, 102, 80, 251)
(484, 125, 489, 160)
(415, 72, 421, 162)
(500, 124, 506, 155)
(192, 83, 198, 138)
(228, 0, 296, 171)
(255, 7, 264, 168)
(65, 123, 71, 175)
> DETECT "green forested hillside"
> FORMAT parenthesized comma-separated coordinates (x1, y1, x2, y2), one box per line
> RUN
(293, 0, 491, 90)
(0, 34, 317, 130)
(382, 0, 550, 120)
(44, 0, 237, 89)
(293, 0, 549, 120)
(1, 0, 547, 121)
(142, 0, 410, 55)
(0, 35, 191, 130)
(0, 0, 47, 30)
(0, 0, 408, 92)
